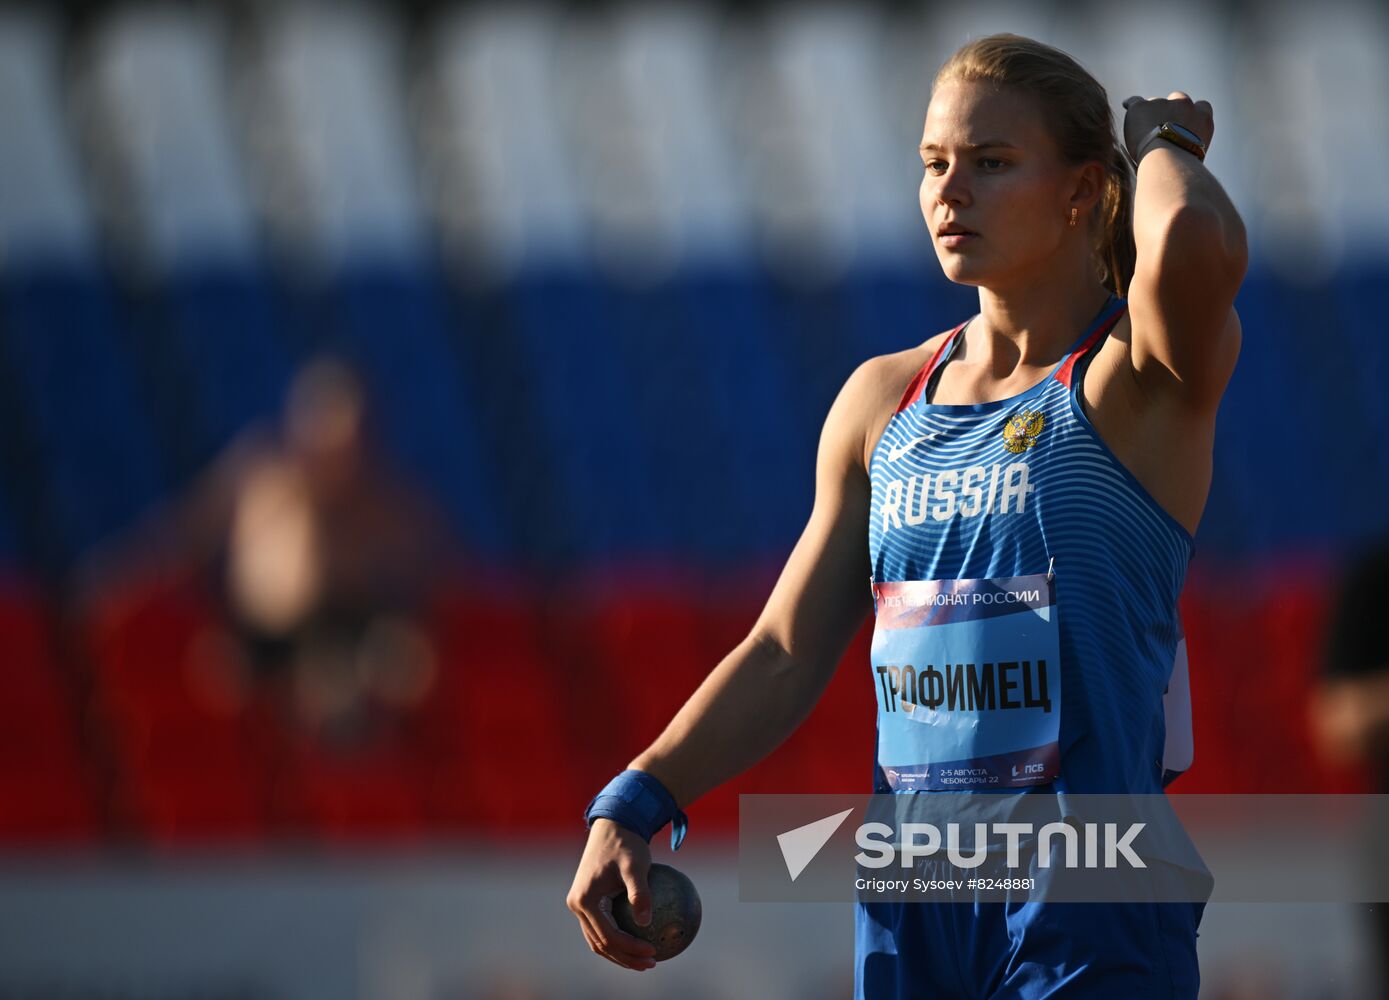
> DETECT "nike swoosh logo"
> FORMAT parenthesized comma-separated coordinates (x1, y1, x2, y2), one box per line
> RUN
(886, 433, 936, 462)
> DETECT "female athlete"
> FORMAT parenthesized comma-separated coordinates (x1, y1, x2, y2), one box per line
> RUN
(567, 33, 1246, 998)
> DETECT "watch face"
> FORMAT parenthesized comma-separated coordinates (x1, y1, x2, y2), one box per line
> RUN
(1161, 122, 1202, 146)
(1157, 121, 1206, 158)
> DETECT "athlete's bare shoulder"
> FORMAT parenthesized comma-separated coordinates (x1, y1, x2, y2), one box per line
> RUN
(833, 328, 957, 474)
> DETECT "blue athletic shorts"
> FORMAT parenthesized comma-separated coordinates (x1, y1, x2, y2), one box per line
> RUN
(854, 858, 1202, 999)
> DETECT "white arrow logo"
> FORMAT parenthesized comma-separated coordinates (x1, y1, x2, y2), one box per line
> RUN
(776, 808, 855, 882)
(886, 433, 936, 462)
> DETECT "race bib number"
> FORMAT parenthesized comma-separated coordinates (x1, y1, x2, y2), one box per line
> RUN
(872, 574, 1060, 790)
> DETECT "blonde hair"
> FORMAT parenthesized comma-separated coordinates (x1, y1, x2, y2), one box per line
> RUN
(933, 33, 1134, 297)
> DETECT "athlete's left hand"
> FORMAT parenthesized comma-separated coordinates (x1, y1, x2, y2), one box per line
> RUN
(1121, 92, 1215, 164)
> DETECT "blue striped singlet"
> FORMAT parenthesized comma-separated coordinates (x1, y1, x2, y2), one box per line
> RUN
(866, 295, 1194, 796)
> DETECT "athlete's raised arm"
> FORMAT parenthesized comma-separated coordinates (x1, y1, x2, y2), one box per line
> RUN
(1122, 92, 1248, 409)
(565, 353, 902, 971)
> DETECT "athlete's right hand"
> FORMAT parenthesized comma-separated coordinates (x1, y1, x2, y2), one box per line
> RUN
(566, 818, 659, 971)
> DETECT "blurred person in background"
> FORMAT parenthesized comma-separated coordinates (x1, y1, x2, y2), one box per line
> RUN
(1313, 543, 1389, 770)
(1312, 540, 1389, 997)
(569, 32, 1245, 997)
(80, 355, 451, 750)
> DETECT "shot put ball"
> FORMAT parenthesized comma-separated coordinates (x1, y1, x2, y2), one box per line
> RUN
(612, 862, 702, 961)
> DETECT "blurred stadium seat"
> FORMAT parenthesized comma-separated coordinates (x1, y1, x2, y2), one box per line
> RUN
(0, 270, 168, 569)
(0, 581, 100, 844)
(84, 574, 270, 844)
(273, 729, 428, 843)
(415, 581, 587, 835)
(1178, 567, 1372, 794)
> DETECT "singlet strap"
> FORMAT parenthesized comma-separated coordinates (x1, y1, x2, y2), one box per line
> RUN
(1053, 298, 1129, 388)
(894, 296, 1125, 412)
(893, 319, 970, 414)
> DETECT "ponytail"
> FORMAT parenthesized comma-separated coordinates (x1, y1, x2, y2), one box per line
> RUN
(1099, 146, 1136, 297)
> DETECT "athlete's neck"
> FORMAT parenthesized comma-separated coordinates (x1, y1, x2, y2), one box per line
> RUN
(969, 266, 1113, 376)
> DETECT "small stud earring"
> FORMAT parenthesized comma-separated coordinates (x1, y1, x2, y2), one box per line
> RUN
(1068, 207, 1078, 228)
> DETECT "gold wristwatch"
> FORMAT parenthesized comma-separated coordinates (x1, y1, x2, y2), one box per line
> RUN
(1128, 121, 1207, 168)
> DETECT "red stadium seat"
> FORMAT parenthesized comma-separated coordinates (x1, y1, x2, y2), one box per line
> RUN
(692, 587, 877, 834)
(84, 575, 270, 843)
(0, 581, 101, 844)
(414, 583, 586, 835)
(272, 729, 427, 842)
(546, 569, 877, 836)
(1178, 564, 1371, 794)
(577, 583, 711, 749)
(113, 709, 270, 845)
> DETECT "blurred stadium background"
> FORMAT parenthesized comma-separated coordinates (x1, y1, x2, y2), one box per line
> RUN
(0, 0, 1385, 997)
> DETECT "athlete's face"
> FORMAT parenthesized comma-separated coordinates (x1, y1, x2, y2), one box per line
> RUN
(919, 80, 1099, 289)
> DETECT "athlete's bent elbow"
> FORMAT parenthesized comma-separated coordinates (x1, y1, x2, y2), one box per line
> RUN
(1219, 210, 1249, 284)
(1168, 203, 1247, 289)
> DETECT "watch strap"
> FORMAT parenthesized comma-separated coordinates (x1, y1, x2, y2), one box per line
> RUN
(1128, 121, 1207, 168)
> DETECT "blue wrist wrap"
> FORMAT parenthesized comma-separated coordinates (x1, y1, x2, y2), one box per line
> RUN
(583, 769, 688, 851)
